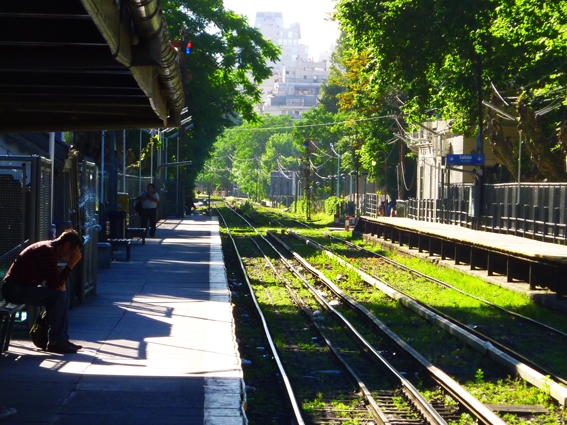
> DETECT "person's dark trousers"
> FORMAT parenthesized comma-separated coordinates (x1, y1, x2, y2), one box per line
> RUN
(1, 281, 70, 344)
(141, 208, 157, 237)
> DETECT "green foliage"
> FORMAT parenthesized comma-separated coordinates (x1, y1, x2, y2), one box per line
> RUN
(335, 0, 567, 181)
(161, 0, 280, 190)
(475, 369, 484, 385)
(204, 115, 296, 199)
(324, 196, 342, 215)
(291, 198, 310, 215)
(239, 200, 254, 214)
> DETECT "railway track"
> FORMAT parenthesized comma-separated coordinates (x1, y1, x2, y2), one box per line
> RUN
(219, 205, 508, 424)
(326, 232, 567, 377)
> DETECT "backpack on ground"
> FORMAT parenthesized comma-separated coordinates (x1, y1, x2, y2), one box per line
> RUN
(29, 311, 48, 350)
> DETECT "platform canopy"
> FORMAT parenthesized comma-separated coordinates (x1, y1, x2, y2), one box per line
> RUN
(0, 0, 185, 132)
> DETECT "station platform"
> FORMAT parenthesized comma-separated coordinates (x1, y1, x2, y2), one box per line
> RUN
(355, 216, 567, 306)
(0, 217, 246, 425)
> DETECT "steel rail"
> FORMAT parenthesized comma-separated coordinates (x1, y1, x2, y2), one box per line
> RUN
(287, 230, 567, 407)
(216, 208, 306, 425)
(265, 231, 449, 425)
(318, 232, 567, 387)
(245, 236, 383, 424)
(225, 205, 439, 424)
(326, 232, 567, 340)
(272, 230, 510, 425)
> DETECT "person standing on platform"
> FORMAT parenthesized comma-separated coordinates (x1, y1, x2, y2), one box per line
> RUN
(1, 229, 83, 354)
(138, 183, 160, 237)
(378, 201, 386, 216)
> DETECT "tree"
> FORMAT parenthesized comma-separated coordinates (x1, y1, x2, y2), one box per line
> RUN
(335, 0, 567, 182)
(208, 115, 295, 200)
(162, 0, 280, 189)
(73, 1, 280, 195)
(313, 33, 410, 199)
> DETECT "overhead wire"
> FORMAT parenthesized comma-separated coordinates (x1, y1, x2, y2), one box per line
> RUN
(226, 114, 396, 132)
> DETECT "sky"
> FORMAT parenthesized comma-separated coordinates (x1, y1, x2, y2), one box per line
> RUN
(222, 0, 340, 60)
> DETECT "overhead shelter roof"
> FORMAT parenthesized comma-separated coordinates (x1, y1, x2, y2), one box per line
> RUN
(0, 0, 185, 132)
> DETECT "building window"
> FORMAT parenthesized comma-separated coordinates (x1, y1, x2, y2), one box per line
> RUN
(304, 75, 307, 79)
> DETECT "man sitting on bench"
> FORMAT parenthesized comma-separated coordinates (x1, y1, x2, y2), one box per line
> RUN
(1, 229, 83, 354)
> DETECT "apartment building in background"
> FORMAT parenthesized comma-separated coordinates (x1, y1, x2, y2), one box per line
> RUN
(254, 12, 331, 119)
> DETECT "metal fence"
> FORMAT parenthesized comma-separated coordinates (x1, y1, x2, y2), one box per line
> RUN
(0, 166, 27, 257)
(396, 182, 567, 244)
(406, 184, 475, 228)
(0, 156, 52, 255)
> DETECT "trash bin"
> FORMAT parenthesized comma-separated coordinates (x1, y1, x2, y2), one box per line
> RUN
(347, 201, 355, 216)
(107, 210, 126, 238)
(97, 242, 112, 269)
(117, 192, 129, 211)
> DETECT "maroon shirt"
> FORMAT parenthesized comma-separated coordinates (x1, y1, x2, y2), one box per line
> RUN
(5, 241, 71, 289)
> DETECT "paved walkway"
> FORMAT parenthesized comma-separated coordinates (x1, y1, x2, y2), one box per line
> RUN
(0, 217, 246, 425)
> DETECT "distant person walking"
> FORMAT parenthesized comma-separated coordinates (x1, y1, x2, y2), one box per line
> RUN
(138, 183, 159, 237)
(1, 229, 83, 354)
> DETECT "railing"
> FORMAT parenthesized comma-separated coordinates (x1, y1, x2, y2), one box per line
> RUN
(398, 182, 567, 245)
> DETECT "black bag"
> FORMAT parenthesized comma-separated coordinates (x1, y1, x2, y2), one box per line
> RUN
(135, 199, 143, 216)
(29, 311, 48, 350)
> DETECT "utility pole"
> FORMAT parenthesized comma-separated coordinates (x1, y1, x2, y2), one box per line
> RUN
(302, 140, 311, 220)
(398, 137, 405, 200)
(475, 54, 484, 230)
(336, 148, 341, 198)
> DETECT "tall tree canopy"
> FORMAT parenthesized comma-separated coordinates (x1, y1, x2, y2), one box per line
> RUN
(205, 115, 297, 199)
(335, 0, 567, 182)
(163, 0, 280, 184)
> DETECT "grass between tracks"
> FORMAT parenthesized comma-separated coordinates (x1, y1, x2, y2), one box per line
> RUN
(287, 236, 567, 424)
(220, 203, 567, 424)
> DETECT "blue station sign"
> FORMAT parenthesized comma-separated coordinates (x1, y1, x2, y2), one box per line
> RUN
(446, 154, 485, 166)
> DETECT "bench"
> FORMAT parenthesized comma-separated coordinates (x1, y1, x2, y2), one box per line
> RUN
(107, 238, 131, 261)
(0, 241, 30, 353)
(0, 300, 25, 354)
(126, 227, 146, 245)
(100, 219, 132, 261)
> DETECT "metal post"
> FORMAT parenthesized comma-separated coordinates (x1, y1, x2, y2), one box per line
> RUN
(139, 130, 142, 194)
(150, 131, 154, 179)
(336, 148, 341, 197)
(122, 129, 126, 192)
(49, 132, 55, 224)
(177, 135, 180, 217)
(101, 130, 105, 204)
(517, 130, 522, 204)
